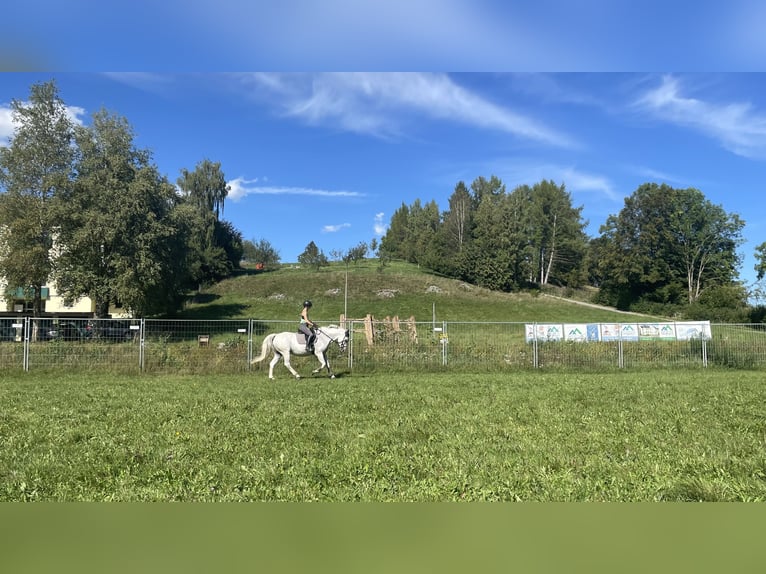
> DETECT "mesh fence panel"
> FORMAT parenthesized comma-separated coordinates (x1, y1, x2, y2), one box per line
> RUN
(3, 319, 766, 373)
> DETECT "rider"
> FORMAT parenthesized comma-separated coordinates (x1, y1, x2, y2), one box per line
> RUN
(299, 300, 316, 352)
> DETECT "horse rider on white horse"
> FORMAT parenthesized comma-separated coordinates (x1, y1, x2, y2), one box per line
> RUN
(299, 300, 316, 353)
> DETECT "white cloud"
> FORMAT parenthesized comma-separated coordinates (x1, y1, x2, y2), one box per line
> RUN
(373, 212, 386, 236)
(322, 223, 351, 233)
(636, 75, 766, 160)
(227, 176, 364, 201)
(246, 73, 576, 148)
(0, 102, 85, 145)
(0, 105, 13, 141)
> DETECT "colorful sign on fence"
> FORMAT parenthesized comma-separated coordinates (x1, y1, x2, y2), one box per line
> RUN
(525, 323, 564, 342)
(564, 324, 588, 342)
(638, 323, 677, 340)
(526, 321, 711, 343)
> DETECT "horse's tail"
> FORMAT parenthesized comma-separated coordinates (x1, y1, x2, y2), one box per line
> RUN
(251, 333, 276, 364)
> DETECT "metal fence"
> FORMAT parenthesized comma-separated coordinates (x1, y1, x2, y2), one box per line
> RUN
(2, 317, 766, 374)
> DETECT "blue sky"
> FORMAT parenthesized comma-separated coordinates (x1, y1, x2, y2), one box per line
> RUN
(2, 72, 766, 287)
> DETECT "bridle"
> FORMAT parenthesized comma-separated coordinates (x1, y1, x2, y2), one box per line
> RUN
(314, 326, 349, 352)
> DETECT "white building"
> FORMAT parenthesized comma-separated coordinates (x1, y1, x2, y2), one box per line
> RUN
(1, 279, 95, 316)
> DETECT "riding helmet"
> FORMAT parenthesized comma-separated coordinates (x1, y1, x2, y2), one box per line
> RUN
(303, 300, 312, 308)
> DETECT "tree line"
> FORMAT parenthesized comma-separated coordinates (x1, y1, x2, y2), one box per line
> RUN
(378, 176, 762, 321)
(0, 80, 243, 317)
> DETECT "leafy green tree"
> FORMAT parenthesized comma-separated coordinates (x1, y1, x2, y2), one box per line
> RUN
(54, 108, 185, 317)
(407, 199, 442, 268)
(344, 241, 368, 265)
(176, 159, 239, 284)
(379, 202, 410, 260)
(598, 183, 744, 310)
(243, 238, 281, 268)
(755, 242, 766, 281)
(523, 180, 589, 287)
(177, 159, 229, 219)
(462, 180, 519, 291)
(432, 182, 473, 277)
(298, 241, 329, 270)
(0, 80, 75, 318)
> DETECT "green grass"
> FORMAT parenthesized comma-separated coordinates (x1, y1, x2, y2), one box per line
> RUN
(2, 370, 765, 501)
(173, 260, 657, 323)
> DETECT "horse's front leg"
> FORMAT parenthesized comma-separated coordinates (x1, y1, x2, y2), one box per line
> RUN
(312, 352, 335, 379)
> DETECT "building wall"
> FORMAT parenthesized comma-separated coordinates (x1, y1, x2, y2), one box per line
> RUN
(1, 279, 94, 315)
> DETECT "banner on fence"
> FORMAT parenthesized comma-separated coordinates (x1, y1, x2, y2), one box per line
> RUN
(526, 321, 711, 343)
(525, 323, 564, 342)
(638, 323, 676, 340)
(564, 324, 588, 342)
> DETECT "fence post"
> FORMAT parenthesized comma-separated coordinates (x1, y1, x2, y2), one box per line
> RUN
(441, 321, 447, 366)
(247, 318, 253, 369)
(533, 322, 539, 368)
(23, 316, 30, 372)
(618, 328, 624, 369)
(139, 318, 145, 372)
(702, 338, 708, 368)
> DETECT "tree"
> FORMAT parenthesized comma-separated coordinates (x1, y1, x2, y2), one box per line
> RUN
(298, 241, 329, 270)
(523, 180, 589, 287)
(344, 241, 368, 265)
(407, 199, 442, 268)
(54, 108, 186, 317)
(379, 202, 410, 261)
(243, 238, 280, 268)
(176, 159, 239, 284)
(177, 159, 229, 219)
(441, 181, 473, 263)
(670, 188, 744, 303)
(462, 179, 519, 291)
(0, 80, 75, 318)
(597, 183, 744, 310)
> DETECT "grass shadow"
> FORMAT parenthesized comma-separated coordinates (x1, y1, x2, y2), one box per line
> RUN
(170, 303, 251, 320)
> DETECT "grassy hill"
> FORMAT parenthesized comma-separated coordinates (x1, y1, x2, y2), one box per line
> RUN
(171, 260, 656, 324)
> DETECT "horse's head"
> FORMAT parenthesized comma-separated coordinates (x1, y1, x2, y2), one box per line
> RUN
(338, 329, 349, 352)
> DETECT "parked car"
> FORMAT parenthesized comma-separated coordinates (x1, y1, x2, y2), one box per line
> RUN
(45, 320, 91, 341)
(0, 319, 21, 342)
(89, 320, 136, 342)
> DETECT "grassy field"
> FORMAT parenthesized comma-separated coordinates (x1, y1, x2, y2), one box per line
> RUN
(2, 370, 765, 501)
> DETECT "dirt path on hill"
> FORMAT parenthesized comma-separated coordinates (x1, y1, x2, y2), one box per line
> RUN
(541, 294, 657, 318)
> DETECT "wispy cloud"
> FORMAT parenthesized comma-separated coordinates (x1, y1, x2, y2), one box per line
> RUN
(467, 160, 620, 203)
(227, 176, 364, 201)
(244, 73, 576, 148)
(373, 212, 386, 236)
(103, 73, 175, 94)
(626, 165, 691, 187)
(322, 223, 351, 233)
(636, 75, 766, 160)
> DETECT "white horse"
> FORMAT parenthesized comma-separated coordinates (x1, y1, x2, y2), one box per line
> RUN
(250, 325, 349, 380)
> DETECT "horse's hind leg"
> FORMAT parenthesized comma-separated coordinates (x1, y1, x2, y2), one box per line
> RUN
(268, 353, 281, 380)
(281, 351, 301, 379)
